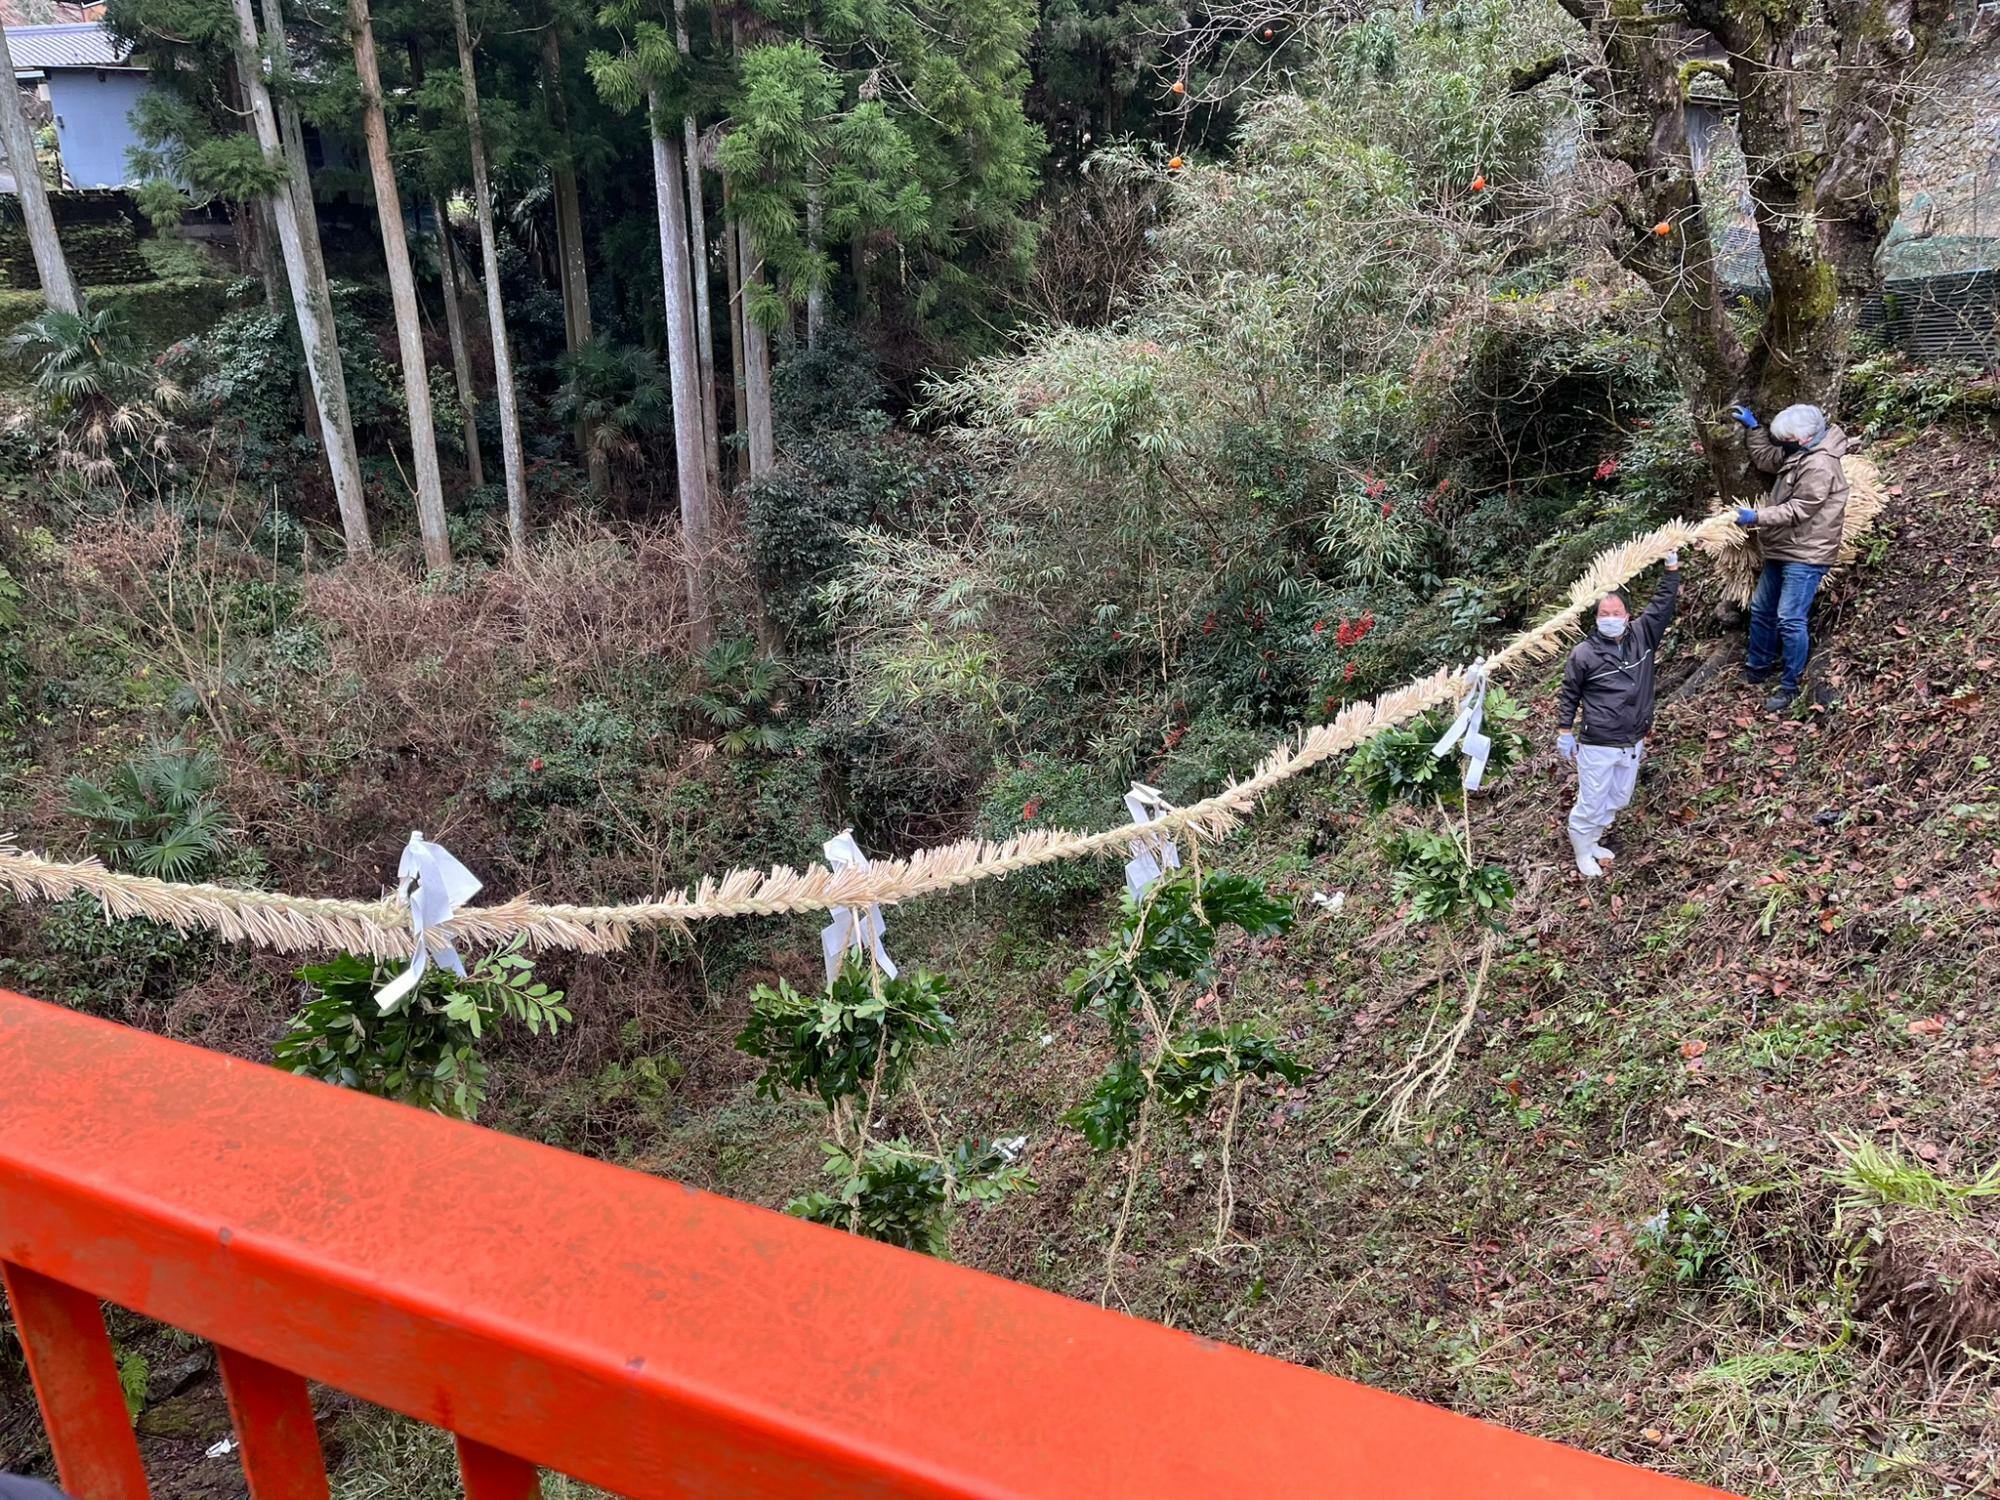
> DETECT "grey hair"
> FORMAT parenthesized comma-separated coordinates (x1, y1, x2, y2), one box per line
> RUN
(1770, 404, 1828, 446)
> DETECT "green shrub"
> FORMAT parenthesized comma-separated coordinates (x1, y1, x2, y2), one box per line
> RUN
(486, 699, 643, 820)
(1065, 871, 1301, 1152)
(0, 892, 202, 1017)
(1154, 708, 1270, 804)
(974, 759, 1120, 906)
(691, 638, 790, 754)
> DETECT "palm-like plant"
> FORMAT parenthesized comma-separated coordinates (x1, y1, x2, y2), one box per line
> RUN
(691, 638, 789, 755)
(7, 306, 150, 411)
(65, 742, 228, 881)
(6, 304, 185, 492)
(550, 338, 671, 476)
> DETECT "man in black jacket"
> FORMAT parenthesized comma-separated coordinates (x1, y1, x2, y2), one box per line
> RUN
(1554, 553, 1681, 877)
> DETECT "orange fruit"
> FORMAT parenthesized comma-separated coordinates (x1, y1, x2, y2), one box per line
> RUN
(1168, 155, 1184, 170)
(1171, 78, 1186, 94)
(1262, 25, 1274, 37)
(1653, 219, 1672, 236)
(1471, 175, 1486, 191)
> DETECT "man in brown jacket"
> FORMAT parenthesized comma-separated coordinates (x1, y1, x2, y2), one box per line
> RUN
(1728, 402, 1850, 711)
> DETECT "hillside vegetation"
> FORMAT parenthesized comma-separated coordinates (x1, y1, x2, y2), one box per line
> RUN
(0, 0, 1996, 1494)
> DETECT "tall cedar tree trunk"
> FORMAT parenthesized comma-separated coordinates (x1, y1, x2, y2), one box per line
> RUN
(725, 19, 773, 480)
(805, 180, 825, 348)
(1546, 0, 1946, 500)
(228, 0, 372, 556)
(452, 0, 528, 555)
(540, 23, 608, 496)
(722, 194, 747, 457)
(351, 0, 451, 571)
(434, 203, 485, 489)
(672, 0, 722, 495)
(649, 87, 714, 643)
(0, 24, 77, 313)
(261, 0, 329, 452)
(737, 220, 775, 479)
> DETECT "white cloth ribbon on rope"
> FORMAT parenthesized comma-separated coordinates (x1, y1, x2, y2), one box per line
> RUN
(1431, 658, 1493, 792)
(375, 831, 484, 1012)
(1122, 782, 1182, 902)
(820, 830, 898, 985)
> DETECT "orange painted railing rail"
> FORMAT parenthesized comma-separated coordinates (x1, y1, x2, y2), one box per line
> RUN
(0, 991, 1735, 1499)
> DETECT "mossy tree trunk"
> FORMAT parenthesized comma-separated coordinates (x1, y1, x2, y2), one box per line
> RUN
(1546, 0, 1947, 500)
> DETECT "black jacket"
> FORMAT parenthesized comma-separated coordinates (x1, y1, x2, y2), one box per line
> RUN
(1557, 571, 1679, 747)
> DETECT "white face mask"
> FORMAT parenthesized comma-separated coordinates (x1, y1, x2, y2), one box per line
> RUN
(1598, 616, 1628, 640)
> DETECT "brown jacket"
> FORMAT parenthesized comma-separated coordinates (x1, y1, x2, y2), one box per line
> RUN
(1745, 424, 1850, 565)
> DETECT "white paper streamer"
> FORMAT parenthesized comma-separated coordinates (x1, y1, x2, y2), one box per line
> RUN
(375, 831, 484, 1012)
(820, 830, 898, 985)
(1122, 782, 1182, 902)
(1431, 659, 1493, 792)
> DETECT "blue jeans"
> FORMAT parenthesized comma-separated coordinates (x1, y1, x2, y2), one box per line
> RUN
(1747, 561, 1829, 691)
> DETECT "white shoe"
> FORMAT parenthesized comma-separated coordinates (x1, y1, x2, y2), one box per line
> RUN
(1589, 843, 1614, 862)
(1569, 832, 1603, 878)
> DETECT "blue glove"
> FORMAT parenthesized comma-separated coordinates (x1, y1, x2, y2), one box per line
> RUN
(1730, 404, 1759, 429)
(1557, 731, 1576, 762)
(1735, 507, 1758, 527)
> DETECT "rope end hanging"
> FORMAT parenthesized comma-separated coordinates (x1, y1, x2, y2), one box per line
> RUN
(1122, 782, 1181, 902)
(375, 831, 484, 1012)
(820, 830, 897, 985)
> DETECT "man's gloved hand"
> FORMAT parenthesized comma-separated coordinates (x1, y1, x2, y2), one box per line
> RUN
(1557, 731, 1577, 762)
(1729, 404, 1759, 429)
(1663, 549, 1680, 569)
(1735, 507, 1758, 527)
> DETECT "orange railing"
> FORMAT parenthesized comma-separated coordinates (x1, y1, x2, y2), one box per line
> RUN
(0, 990, 1734, 1498)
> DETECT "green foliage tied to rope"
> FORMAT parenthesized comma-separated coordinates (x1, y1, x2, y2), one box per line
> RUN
(1065, 871, 1303, 1154)
(1386, 827, 1515, 927)
(738, 962, 955, 1110)
(1154, 1024, 1309, 1116)
(276, 937, 571, 1122)
(1348, 685, 1530, 811)
(788, 1138, 1034, 1256)
(738, 958, 1032, 1256)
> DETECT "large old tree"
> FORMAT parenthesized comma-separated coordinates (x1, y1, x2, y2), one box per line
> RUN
(1529, 0, 1949, 497)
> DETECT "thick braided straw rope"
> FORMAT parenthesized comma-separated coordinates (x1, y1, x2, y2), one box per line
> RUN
(0, 464, 1885, 961)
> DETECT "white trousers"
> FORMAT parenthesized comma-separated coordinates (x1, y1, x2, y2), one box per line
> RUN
(1568, 743, 1642, 840)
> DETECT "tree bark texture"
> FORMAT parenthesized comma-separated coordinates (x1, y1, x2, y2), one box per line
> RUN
(650, 87, 715, 644)
(738, 220, 775, 481)
(1554, 0, 1946, 498)
(229, 0, 372, 556)
(454, 0, 529, 556)
(351, 0, 451, 571)
(0, 23, 78, 313)
(434, 201, 485, 491)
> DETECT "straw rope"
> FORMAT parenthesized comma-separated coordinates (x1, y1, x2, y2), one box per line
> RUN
(0, 462, 1885, 961)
